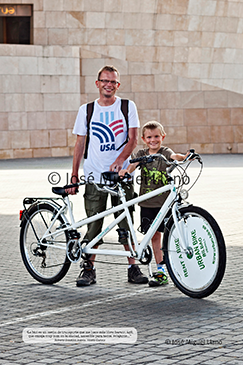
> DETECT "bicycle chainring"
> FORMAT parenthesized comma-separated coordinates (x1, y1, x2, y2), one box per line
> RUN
(139, 245, 152, 265)
(66, 239, 82, 263)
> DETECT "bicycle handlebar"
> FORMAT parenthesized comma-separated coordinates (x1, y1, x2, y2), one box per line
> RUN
(130, 149, 202, 173)
(76, 172, 132, 197)
(101, 171, 132, 184)
(185, 149, 202, 163)
(52, 172, 132, 197)
(130, 153, 166, 165)
(53, 151, 201, 197)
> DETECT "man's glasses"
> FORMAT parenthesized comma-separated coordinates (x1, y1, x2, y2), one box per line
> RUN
(98, 79, 120, 85)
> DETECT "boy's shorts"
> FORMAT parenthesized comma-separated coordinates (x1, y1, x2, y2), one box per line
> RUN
(140, 206, 165, 234)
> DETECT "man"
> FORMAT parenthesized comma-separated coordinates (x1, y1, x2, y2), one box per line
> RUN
(68, 65, 148, 286)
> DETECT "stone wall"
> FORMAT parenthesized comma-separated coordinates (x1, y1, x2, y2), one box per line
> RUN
(1, 0, 243, 158)
(81, 52, 243, 154)
(0, 45, 80, 158)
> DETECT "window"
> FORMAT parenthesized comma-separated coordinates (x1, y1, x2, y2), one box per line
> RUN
(0, 5, 33, 44)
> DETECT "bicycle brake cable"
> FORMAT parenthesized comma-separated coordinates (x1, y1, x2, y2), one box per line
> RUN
(186, 159, 203, 192)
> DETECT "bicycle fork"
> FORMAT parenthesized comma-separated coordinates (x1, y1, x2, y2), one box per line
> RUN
(172, 203, 190, 254)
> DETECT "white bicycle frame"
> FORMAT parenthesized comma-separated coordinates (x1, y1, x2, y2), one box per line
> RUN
(39, 177, 189, 261)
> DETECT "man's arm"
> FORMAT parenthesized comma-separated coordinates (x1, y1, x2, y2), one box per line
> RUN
(109, 127, 138, 172)
(67, 135, 86, 194)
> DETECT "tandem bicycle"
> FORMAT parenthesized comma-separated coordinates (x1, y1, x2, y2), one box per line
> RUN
(19, 150, 226, 298)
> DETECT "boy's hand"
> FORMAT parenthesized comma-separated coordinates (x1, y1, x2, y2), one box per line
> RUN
(186, 149, 198, 160)
(118, 169, 128, 177)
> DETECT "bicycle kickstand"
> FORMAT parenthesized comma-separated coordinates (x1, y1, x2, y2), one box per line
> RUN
(148, 262, 153, 278)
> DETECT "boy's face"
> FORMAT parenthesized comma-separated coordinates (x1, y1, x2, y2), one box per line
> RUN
(142, 128, 165, 153)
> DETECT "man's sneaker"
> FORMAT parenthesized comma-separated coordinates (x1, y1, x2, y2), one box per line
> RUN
(149, 271, 168, 287)
(76, 261, 96, 287)
(128, 265, 148, 284)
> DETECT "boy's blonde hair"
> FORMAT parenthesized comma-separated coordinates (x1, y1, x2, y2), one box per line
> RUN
(142, 121, 166, 138)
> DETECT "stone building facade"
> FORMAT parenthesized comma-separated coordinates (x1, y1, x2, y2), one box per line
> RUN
(1, 0, 243, 159)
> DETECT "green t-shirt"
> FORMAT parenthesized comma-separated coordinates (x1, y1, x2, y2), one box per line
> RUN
(134, 146, 174, 208)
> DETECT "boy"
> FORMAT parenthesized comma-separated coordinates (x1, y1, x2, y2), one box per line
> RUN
(119, 121, 189, 287)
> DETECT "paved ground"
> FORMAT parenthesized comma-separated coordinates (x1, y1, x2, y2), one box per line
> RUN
(0, 154, 243, 365)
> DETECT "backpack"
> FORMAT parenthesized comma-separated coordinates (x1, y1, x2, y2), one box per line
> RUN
(84, 99, 129, 159)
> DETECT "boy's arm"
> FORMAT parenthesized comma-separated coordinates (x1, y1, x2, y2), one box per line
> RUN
(170, 151, 190, 161)
(119, 162, 139, 177)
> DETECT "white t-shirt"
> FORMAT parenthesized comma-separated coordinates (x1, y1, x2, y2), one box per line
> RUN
(73, 97, 140, 183)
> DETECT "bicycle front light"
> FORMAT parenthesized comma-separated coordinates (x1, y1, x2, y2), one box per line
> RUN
(180, 189, 189, 200)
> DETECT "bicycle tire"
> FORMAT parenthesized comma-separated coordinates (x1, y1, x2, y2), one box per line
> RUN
(163, 205, 226, 298)
(20, 202, 71, 284)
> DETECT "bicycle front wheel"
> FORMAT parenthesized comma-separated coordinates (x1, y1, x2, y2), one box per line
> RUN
(163, 205, 226, 298)
(20, 203, 71, 284)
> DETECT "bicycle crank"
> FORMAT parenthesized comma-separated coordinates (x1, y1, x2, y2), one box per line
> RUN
(66, 239, 82, 263)
(139, 245, 152, 265)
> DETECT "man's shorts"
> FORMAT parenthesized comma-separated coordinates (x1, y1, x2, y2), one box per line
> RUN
(84, 182, 134, 244)
(140, 206, 165, 234)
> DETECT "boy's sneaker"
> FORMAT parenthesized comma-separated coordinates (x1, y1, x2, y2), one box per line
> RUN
(128, 265, 148, 284)
(76, 261, 96, 287)
(149, 271, 168, 287)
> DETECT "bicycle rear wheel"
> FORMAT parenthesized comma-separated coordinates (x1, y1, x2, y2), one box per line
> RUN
(163, 205, 226, 298)
(20, 203, 71, 284)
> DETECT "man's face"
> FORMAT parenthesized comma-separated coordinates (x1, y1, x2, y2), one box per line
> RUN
(95, 71, 120, 99)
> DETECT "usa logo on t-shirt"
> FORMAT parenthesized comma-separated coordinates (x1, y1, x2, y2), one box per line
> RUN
(91, 119, 124, 152)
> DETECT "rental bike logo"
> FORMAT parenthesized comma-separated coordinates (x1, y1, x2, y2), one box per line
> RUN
(175, 239, 189, 278)
(191, 229, 206, 270)
(174, 227, 210, 278)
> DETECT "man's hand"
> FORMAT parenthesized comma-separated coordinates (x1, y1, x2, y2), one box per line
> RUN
(65, 176, 79, 195)
(109, 158, 124, 172)
(109, 128, 138, 172)
(65, 185, 79, 195)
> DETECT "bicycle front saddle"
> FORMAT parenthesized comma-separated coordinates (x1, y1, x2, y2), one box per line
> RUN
(102, 171, 120, 183)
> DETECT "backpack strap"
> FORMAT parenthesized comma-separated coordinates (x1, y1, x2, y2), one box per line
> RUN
(116, 99, 129, 151)
(84, 101, 95, 159)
